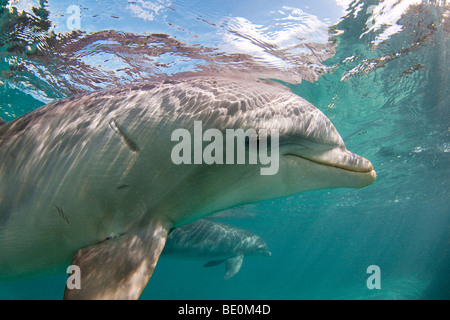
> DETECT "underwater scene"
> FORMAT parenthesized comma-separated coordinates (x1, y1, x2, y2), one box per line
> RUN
(0, 0, 448, 300)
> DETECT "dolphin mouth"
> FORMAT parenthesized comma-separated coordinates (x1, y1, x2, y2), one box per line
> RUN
(285, 149, 373, 173)
(284, 146, 376, 181)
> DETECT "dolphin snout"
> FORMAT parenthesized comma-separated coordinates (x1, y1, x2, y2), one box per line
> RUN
(336, 148, 374, 173)
(295, 146, 375, 174)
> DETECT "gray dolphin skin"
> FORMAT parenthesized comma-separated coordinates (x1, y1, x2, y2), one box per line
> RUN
(163, 219, 271, 280)
(0, 75, 376, 299)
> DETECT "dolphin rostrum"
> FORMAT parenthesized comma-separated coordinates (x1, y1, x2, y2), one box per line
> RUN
(0, 75, 375, 299)
(163, 219, 271, 280)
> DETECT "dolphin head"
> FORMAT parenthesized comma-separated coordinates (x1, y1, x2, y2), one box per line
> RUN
(116, 76, 375, 224)
(245, 235, 271, 257)
(273, 99, 377, 194)
(172, 77, 376, 207)
(256, 238, 272, 257)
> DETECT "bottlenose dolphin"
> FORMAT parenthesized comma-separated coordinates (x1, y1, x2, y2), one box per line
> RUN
(163, 219, 271, 280)
(0, 75, 376, 299)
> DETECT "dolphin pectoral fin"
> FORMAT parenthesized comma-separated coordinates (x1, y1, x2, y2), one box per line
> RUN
(63, 221, 169, 300)
(204, 259, 227, 267)
(224, 254, 244, 280)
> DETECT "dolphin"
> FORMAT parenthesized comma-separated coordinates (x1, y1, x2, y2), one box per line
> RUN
(163, 219, 271, 280)
(0, 75, 376, 299)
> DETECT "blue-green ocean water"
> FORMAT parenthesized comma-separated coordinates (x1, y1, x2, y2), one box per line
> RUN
(0, 0, 448, 299)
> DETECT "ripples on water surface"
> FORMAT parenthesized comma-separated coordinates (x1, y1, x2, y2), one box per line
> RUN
(0, 0, 448, 299)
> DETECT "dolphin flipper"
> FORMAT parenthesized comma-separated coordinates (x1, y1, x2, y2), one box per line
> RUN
(224, 254, 244, 280)
(204, 259, 227, 267)
(63, 221, 169, 300)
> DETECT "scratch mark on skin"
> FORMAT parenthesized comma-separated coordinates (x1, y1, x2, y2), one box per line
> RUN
(54, 205, 69, 225)
(105, 232, 125, 241)
(109, 119, 140, 152)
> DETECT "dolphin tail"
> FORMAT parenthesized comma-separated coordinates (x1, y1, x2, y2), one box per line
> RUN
(63, 220, 170, 300)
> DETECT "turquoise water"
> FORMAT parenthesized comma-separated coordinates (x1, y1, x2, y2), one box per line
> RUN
(0, 0, 448, 299)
